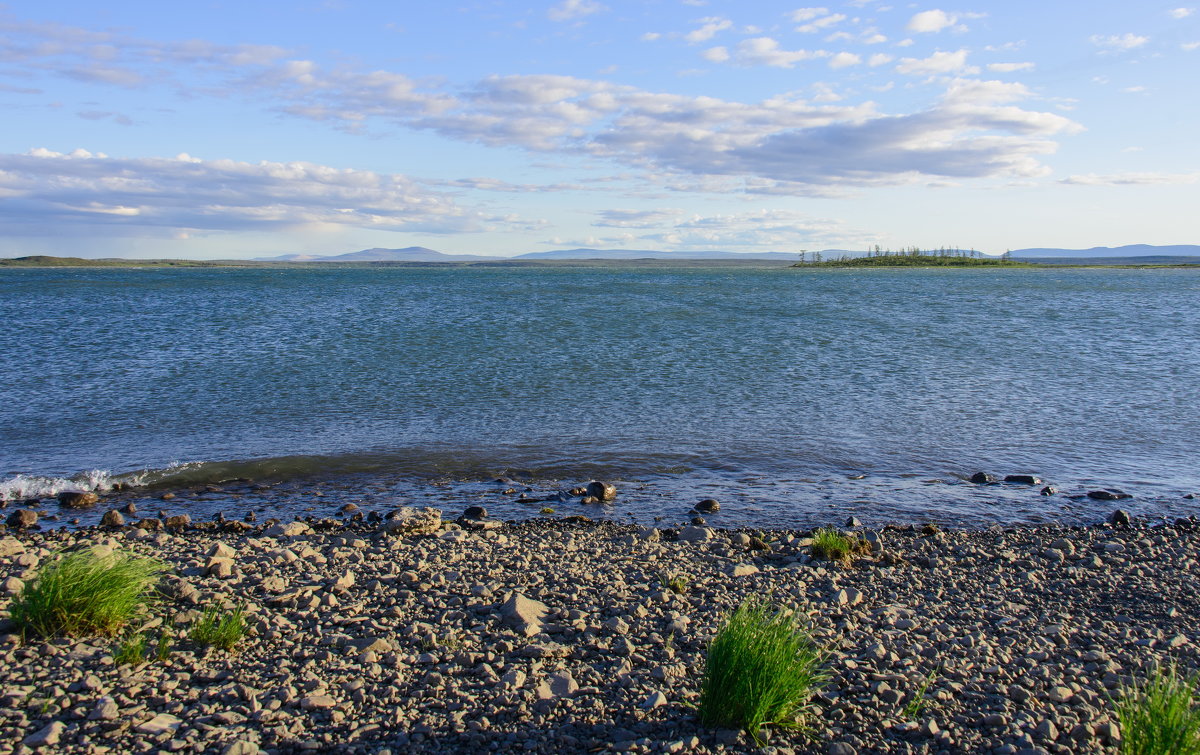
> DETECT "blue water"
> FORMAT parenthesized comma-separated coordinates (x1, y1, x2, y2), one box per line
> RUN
(2, 264, 1198, 528)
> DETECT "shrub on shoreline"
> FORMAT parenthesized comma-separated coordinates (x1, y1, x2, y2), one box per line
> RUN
(699, 597, 827, 742)
(1116, 664, 1200, 754)
(10, 548, 164, 639)
(810, 528, 868, 564)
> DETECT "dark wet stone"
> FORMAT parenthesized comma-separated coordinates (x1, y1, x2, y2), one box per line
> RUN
(339, 503, 359, 514)
(121, 502, 137, 514)
(580, 496, 600, 505)
(970, 472, 998, 484)
(6, 509, 37, 529)
(1109, 509, 1131, 527)
(1089, 489, 1131, 501)
(100, 510, 125, 528)
(1040, 486, 1057, 496)
(165, 514, 191, 530)
(585, 481, 617, 501)
(695, 499, 720, 514)
(845, 515, 861, 527)
(1004, 475, 1044, 485)
(462, 506, 487, 520)
(691, 516, 706, 526)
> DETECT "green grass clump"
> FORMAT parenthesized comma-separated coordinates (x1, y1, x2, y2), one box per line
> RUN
(699, 597, 827, 742)
(810, 528, 867, 564)
(658, 571, 689, 594)
(10, 549, 165, 639)
(113, 632, 148, 665)
(189, 605, 246, 652)
(1116, 665, 1200, 755)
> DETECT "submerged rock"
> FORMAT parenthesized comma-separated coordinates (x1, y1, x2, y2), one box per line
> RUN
(694, 498, 720, 513)
(1089, 489, 1132, 501)
(5, 509, 37, 529)
(970, 472, 998, 484)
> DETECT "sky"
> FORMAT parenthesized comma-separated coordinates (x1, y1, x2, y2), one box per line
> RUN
(0, 1, 1197, 259)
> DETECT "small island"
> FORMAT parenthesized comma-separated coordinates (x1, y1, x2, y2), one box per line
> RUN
(792, 248, 1033, 268)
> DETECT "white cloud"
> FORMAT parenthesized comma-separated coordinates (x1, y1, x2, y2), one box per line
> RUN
(796, 13, 847, 33)
(685, 17, 732, 43)
(641, 32, 662, 41)
(1090, 33, 1149, 52)
(987, 62, 1035, 72)
(829, 52, 862, 68)
(1183, 41, 1200, 50)
(907, 10, 958, 33)
(896, 49, 979, 75)
(0, 149, 500, 235)
(547, 0, 606, 22)
(868, 53, 895, 66)
(1060, 171, 1199, 186)
(864, 33, 888, 44)
(592, 208, 684, 227)
(790, 7, 830, 22)
(1169, 7, 1194, 19)
(701, 46, 731, 62)
(728, 37, 827, 67)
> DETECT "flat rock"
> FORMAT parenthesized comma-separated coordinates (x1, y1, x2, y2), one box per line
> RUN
(58, 490, 99, 508)
(677, 526, 712, 542)
(300, 695, 338, 710)
(499, 592, 549, 637)
(379, 507, 442, 537)
(136, 713, 182, 735)
(23, 721, 65, 747)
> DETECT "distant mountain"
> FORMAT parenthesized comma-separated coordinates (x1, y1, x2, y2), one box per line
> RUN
(514, 248, 815, 261)
(254, 247, 494, 262)
(1010, 244, 1200, 258)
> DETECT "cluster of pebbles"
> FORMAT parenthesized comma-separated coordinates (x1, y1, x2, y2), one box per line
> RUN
(0, 494, 1197, 755)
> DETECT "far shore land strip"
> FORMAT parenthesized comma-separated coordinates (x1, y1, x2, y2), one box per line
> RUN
(2, 478, 1197, 753)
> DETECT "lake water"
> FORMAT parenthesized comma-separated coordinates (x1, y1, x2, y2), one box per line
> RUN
(2, 264, 1198, 529)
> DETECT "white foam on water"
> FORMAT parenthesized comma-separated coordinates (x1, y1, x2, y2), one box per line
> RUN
(0, 469, 115, 502)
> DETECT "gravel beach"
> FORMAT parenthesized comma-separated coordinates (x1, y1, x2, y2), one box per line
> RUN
(1, 502, 1197, 755)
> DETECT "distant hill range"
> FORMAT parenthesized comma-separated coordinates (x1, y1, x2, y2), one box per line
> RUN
(254, 246, 814, 262)
(252, 244, 1200, 263)
(1009, 244, 1200, 258)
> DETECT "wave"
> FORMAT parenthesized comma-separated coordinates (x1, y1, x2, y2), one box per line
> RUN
(0, 448, 710, 501)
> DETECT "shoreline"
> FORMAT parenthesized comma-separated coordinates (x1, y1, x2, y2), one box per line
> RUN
(2, 509, 1197, 753)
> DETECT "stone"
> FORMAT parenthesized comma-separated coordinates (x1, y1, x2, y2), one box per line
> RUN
(6, 509, 37, 529)
(206, 557, 235, 578)
(499, 592, 549, 637)
(643, 691, 668, 709)
(208, 542, 236, 559)
(23, 720, 65, 747)
(58, 490, 99, 508)
(546, 671, 578, 697)
(730, 563, 759, 578)
(89, 696, 120, 720)
(970, 472, 997, 484)
(694, 499, 720, 513)
(845, 515, 861, 527)
(585, 481, 617, 501)
(164, 514, 191, 530)
(1004, 474, 1043, 485)
(100, 510, 125, 527)
(1109, 509, 1132, 526)
(1040, 486, 1057, 496)
(300, 695, 337, 710)
(828, 744, 857, 755)
(1045, 686, 1073, 703)
(222, 742, 260, 755)
(1, 576, 24, 596)
(136, 518, 162, 531)
(677, 526, 712, 542)
(1091, 490, 1132, 501)
(136, 713, 182, 735)
(379, 507, 442, 537)
(0, 537, 26, 556)
(462, 505, 487, 520)
(862, 529, 884, 553)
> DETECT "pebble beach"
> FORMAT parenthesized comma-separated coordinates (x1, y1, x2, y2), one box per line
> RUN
(2, 494, 1197, 755)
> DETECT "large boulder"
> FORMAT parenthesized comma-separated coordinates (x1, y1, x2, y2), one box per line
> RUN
(498, 592, 549, 637)
(379, 507, 443, 537)
(58, 491, 99, 508)
(585, 481, 617, 501)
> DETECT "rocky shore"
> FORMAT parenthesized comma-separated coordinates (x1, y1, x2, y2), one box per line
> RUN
(1, 504, 1197, 754)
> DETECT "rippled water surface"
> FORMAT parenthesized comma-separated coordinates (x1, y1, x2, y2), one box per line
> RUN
(2, 264, 1198, 528)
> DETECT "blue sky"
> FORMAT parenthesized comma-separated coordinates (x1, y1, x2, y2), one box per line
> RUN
(0, 0, 1196, 258)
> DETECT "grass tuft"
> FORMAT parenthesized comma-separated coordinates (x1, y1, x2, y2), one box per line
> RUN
(1116, 664, 1200, 755)
(810, 528, 867, 564)
(658, 570, 689, 595)
(699, 597, 827, 743)
(189, 605, 247, 652)
(10, 548, 165, 639)
(113, 632, 148, 666)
